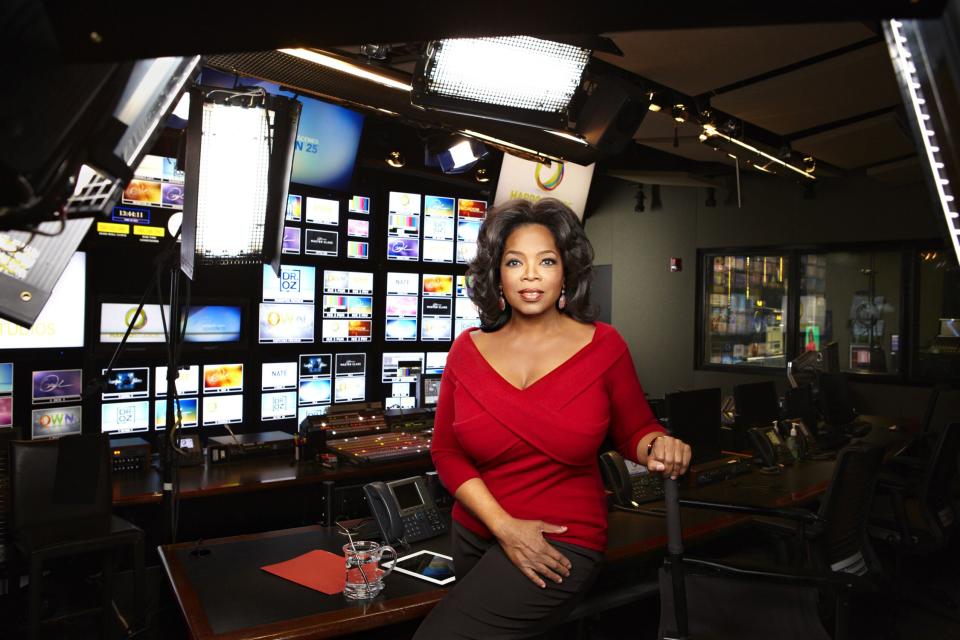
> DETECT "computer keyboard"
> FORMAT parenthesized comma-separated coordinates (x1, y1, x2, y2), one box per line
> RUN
(630, 473, 666, 504)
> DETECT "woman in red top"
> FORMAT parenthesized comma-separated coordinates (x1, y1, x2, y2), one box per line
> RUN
(414, 198, 691, 640)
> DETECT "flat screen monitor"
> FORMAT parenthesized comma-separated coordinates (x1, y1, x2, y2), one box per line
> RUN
(733, 381, 780, 428)
(155, 365, 199, 397)
(347, 219, 369, 238)
(202, 364, 244, 394)
(387, 237, 420, 261)
(32, 369, 83, 404)
(305, 197, 340, 226)
(101, 400, 150, 434)
(298, 405, 328, 425)
(102, 367, 150, 400)
(0, 251, 86, 350)
(262, 362, 298, 391)
(385, 317, 418, 341)
(184, 305, 242, 343)
(258, 303, 315, 344)
(422, 274, 454, 297)
(261, 391, 297, 421)
(299, 354, 332, 378)
(298, 378, 331, 405)
(202, 394, 243, 426)
(31, 405, 82, 439)
(381, 352, 424, 383)
(939, 318, 960, 338)
(388, 192, 422, 215)
(387, 272, 419, 295)
(665, 388, 722, 465)
(421, 374, 442, 407)
(154, 397, 199, 429)
(262, 264, 316, 304)
(817, 372, 857, 427)
(0, 362, 12, 395)
(0, 396, 12, 428)
(334, 377, 365, 403)
(100, 302, 169, 343)
(424, 352, 448, 375)
(321, 319, 372, 342)
(822, 341, 840, 374)
(323, 270, 374, 295)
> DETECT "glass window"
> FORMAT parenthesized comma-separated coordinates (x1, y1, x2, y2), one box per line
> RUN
(800, 251, 902, 375)
(703, 254, 789, 368)
(915, 249, 960, 381)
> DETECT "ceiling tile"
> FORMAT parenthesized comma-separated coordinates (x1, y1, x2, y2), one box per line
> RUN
(792, 112, 916, 170)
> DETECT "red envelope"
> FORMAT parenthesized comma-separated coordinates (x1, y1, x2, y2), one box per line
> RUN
(261, 549, 346, 595)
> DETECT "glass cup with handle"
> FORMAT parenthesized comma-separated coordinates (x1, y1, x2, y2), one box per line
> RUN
(343, 540, 397, 600)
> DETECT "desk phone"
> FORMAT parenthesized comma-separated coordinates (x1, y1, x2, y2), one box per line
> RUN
(363, 476, 449, 544)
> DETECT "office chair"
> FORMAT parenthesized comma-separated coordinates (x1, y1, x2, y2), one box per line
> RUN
(9, 434, 145, 639)
(657, 478, 868, 640)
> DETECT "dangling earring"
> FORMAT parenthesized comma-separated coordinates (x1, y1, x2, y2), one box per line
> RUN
(498, 287, 506, 311)
(558, 285, 567, 310)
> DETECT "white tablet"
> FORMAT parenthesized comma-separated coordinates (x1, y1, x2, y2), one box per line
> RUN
(387, 550, 456, 586)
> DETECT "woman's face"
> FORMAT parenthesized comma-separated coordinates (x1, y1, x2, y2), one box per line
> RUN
(499, 223, 564, 317)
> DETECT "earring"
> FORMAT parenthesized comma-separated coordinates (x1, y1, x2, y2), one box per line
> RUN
(498, 287, 506, 311)
(558, 286, 567, 310)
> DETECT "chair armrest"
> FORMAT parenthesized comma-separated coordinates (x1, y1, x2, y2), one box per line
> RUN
(678, 557, 876, 593)
(678, 499, 823, 525)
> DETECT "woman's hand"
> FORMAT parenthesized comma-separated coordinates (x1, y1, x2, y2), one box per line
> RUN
(647, 435, 692, 480)
(491, 516, 572, 588)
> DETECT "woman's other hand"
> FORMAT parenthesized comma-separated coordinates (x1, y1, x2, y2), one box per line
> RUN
(647, 435, 692, 480)
(491, 517, 572, 588)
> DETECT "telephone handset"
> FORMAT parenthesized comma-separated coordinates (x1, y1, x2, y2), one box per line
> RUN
(363, 476, 449, 545)
(599, 451, 632, 507)
(748, 425, 795, 467)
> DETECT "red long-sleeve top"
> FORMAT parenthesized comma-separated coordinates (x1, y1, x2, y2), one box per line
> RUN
(430, 322, 664, 552)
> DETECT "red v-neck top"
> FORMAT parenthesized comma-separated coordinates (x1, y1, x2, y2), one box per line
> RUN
(430, 321, 664, 551)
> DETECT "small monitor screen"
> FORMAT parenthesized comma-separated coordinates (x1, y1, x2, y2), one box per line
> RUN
(102, 367, 150, 400)
(940, 318, 960, 338)
(261, 391, 297, 421)
(154, 397, 199, 429)
(382, 353, 424, 383)
(259, 303, 315, 344)
(335, 353, 366, 376)
(422, 376, 442, 407)
(322, 319, 372, 343)
(203, 364, 244, 394)
(387, 237, 420, 261)
(425, 352, 448, 375)
(202, 394, 243, 426)
(322, 295, 373, 319)
(347, 219, 369, 238)
(100, 303, 169, 343)
(347, 240, 369, 259)
(101, 400, 150, 434)
(299, 354, 332, 378)
(323, 270, 374, 295)
(282, 226, 301, 254)
(262, 264, 316, 304)
(421, 317, 452, 341)
(386, 318, 418, 341)
(0, 362, 13, 395)
(31, 405, 82, 439)
(348, 195, 370, 214)
(304, 229, 338, 257)
(422, 274, 454, 297)
(391, 480, 423, 511)
(32, 369, 83, 404)
(155, 365, 199, 397)
(286, 194, 302, 222)
(298, 405, 328, 425)
(422, 239, 454, 263)
(387, 272, 419, 295)
(386, 295, 419, 317)
(184, 305, 242, 343)
(305, 197, 340, 226)
(261, 362, 297, 391)
(299, 378, 331, 405)
(388, 192, 422, 215)
(0, 396, 12, 428)
(334, 377, 365, 403)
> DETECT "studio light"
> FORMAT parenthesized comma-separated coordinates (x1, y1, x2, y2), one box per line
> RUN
(412, 36, 591, 129)
(672, 103, 688, 123)
(279, 48, 412, 92)
(646, 91, 664, 112)
(701, 124, 816, 181)
(386, 150, 406, 168)
(181, 87, 301, 279)
(475, 167, 490, 183)
(425, 134, 489, 174)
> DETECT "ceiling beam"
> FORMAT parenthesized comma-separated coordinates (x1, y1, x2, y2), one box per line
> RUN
(785, 105, 900, 141)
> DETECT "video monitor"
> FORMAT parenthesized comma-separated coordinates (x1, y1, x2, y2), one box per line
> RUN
(387, 272, 420, 295)
(0, 362, 12, 395)
(322, 319, 372, 342)
(424, 195, 455, 218)
(386, 318, 418, 341)
(422, 274, 454, 297)
(32, 369, 82, 404)
(335, 353, 366, 376)
(155, 365, 199, 397)
(388, 192, 422, 215)
(387, 213, 420, 238)
(305, 197, 340, 226)
(202, 364, 244, 394)
(456, 297, 480, 320)
(323, 270, 374, 295)
(347, 241, 369, 259)
(421, 375, 442, 407)
(455, 317, 482, 336)
(348, 195, 370, 214)
(261, 362, 298, 391)
(31, 405, 82, 439)
(202, 394, 243, 426)
(154, 397, 199, 429)
(424, 216, 455, 239)
(334, 377, 366, 403)
(261, 391, 297, 421)
(282, 227, 301, 254)
(298, 378, 332, 405)
(386, 295, 419, 318)
(425, 351, 449, 375)
(286, 194, 302, 222)
(0, 396, 11, 428)
(457, 217, 482, 243)
(382, 352, 424, 383)
(422, 239, 454, 263)
(101, 400, 150, 434)
(322, 295, 373, 319)
(0, 251, 86, 350)
(298, 405, 329, 425)
(387, 237, 420, 262)
(421, 317, 453, 342)
(665, 388, 722, 465)
(262, 264, 316, 304)
(457, 241, 478, 265)
(304, 229, 339, 257)
(733, 381, 780, 428)
(102, 367, 150, 400)
(299, 354, 332, 379)
(422, 298, 453, 317)
(347, 219, 369, 238)
(258, 303, 315, 344)
(100, 302, 169, 343)
(184, 305, 242, 343)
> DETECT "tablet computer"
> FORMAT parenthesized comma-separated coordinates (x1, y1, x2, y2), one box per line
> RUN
(387, 550, 456, 585)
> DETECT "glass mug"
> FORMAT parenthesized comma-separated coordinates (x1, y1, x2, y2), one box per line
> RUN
(343, 541, 397, 600)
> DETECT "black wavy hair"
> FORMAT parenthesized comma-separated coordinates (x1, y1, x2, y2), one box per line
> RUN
(466, 198, 596, 331)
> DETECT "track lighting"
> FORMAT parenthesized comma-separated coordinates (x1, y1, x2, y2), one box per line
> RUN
(386, 150, 406, 168)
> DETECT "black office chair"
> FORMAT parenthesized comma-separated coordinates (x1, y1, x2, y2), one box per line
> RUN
(657, 478, 868, 640)
(9, 434, 145, 639)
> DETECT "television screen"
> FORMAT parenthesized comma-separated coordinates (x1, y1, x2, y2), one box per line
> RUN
(298, 405, 328, 425)
(423, 274, 454, 297)
(298, 378, 331, 405)
(154, 397, 199, 429)
(387, 237, 420, 261)
(155, 365, 199, 397)
(335, 377, 366, 403)
(386, 318, 418, 341)
(388, 214, 420, 238)
(456, 297, 480, 320)
(425, 351, 449, 375)
(422, 298, 453, 317)
(388, 192, 422, 215)
(282, 227, 302, 254)
(458, 199, 487, 219)
(101, 400, 150, 434)
(0, 396, 11, 428)
(422, 239, 454, 263)
(261, 362, 298, 391)
(348, 195, 370, 214)
(322, 295, 373, 319)
(32, 369, 82, 404)
(304, 229, 338, 257)
(202, 394, 243, 426)
(456, 318, 482, 335)
(335, 353, 366, 376)
(184, 305, 242, 343)
(100, 302, 169, 343)
(262, 264, 316, 304)
(387, 272, 419, 295)
(299, 353, 332, 378)
(202, 364, 244, 394)
(261, 391, 297, 421)
(0, 252, 86, 350)
(347, 219, 369, 238)
(0, 362, 12, 394)
(382, 352, 424, 383)
(422, 376, 442, 407)
(421, 317, 453, 342)
(457, 241, 478, 265)
(386, 295, 419, 318)
(102, 367, 150, 400)
(286, 194, 302, 222)
(347, 241, 369, 259)
(31, 405, 82, 439)
(424, 195, 456, 218)
(323, 270, 374, 295)
(305, 197, 340, 226)
(322, 319, 372, 342)
(258, 303, 315, 344)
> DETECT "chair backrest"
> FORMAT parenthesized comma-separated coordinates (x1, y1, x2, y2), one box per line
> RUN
(813, 443, 885, 575)
(10, 433, 112, 533)
(920, 422, 960, 534)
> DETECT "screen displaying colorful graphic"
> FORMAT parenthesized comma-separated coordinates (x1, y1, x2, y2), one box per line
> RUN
(202, 364, 244, 394)
(282, 227, 301, 254)
(155, 365, 199, 397)
(298, 378, 332, 405)
(32, 369, 82, 404)
(322, 319, 372, 342)
(184, 306, 242, 343)
(422, 274, 454, 297)
(387, 237, 420, 261)
(258, 303, 315, 344)
(347, 219, 369, 238)
(102, 367, 150, 401)
(381, 353, 424, 383)
(286, 194, 302, 222)
(154, 397, 199, 429)
(347, 241, 369, 259)
(100, 303, 169, 343)
(385, 318, 418, 341)
(0, 396, 11, 429)
(348, 195, 370, 214)
(262, 265, 316, 304)
(323, 271, 374, 294)
(335, 377, 366, 403)
(31, 405, 82, 439)
(101, 400, 150, 434)
(0, 362, 12, 395)
(299, 353, 332, 378)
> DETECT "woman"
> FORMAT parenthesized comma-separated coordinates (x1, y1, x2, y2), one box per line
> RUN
(414, 198, 691, 639)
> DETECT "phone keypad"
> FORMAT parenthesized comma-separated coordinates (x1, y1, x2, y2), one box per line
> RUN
(401, 508, 448, 543)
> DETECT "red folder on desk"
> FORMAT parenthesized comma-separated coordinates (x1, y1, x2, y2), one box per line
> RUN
(261, 549, 345, 595)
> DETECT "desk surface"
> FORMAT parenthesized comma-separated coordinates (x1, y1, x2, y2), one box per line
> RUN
(160, 417, 907, 640)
